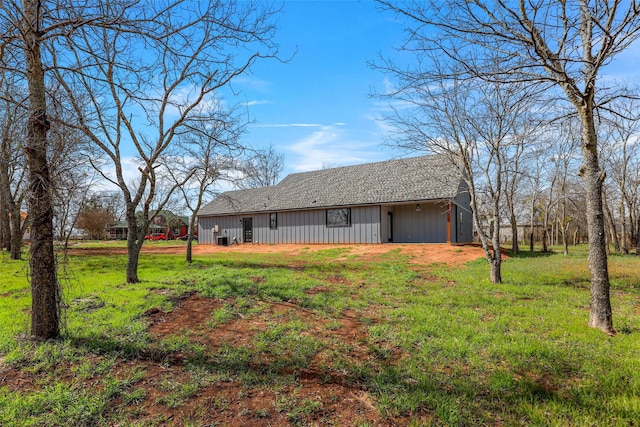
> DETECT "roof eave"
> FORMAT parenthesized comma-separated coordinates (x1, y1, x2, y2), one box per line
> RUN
(197, 196, 458, 217)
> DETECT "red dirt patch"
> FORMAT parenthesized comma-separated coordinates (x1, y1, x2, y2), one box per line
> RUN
(131, 293, 401, 426)
(65, 242, 487, 266)
(0, 358, 35, 392)
(194, 243, 486, 266)
(25, 243, 482, 425)
(305, 285, 332, 295)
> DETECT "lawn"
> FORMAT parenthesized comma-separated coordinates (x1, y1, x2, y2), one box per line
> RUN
(1, 244, 639, 426)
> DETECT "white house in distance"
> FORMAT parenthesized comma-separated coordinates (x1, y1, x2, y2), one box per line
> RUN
(197, 155, 473, 245)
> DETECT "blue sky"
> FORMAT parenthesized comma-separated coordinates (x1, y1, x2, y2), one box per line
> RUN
(220, 0, 640, 181)
(106, 0, 639, 191)
(221, 0, 406, 176)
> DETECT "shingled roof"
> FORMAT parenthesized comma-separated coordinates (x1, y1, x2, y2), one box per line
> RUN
(198, 155, 462, 216)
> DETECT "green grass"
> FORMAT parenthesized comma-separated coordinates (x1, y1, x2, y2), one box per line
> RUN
(1, 244, 640, 425)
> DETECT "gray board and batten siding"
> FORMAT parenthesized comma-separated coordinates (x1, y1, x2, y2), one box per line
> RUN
(199, 206, 382, 245)
(197, 155, 473, 245)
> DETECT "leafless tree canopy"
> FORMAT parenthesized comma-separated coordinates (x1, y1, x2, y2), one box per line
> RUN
(164, 101, 248, 263)
(238, 143, 285, 189)
(0, 0, 282, 338)
(376, 0, 640, 333)
(45, 0, 279, 283)
(0, 76, 28, 260)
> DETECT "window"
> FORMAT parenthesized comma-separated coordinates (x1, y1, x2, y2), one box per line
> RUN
(326, 208, 351, 227)
(269, 212, 277, 229)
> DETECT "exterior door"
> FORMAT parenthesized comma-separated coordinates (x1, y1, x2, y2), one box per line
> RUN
(242, 218, 253, 243)
(387, 212, 393, 242)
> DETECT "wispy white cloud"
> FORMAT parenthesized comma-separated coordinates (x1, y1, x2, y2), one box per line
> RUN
(243, 100, 273, 107)
(287, 125, 382, 172)
(383, 77, 396, 95)
(365, 113, 396, 137)
(231, 76, 273, 92)
(253, 123, 324, 128)
(370, 99, 414, 112)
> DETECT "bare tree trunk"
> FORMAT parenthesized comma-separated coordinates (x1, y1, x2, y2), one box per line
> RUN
(186, 217, 197, 263)
(0, 209, 9, 251)
(490, 257, 502, 283)
(542, 199, 549, 251)
(0, 180, 10, 252)
(620, 199, 628, 254)
(509, 215, 519, 254)
(23, 0, 60, 340)
(529, 231, 534, 252)
(186, 236, 194, 263)
(603, 192, 620, 253)
(560, 202, 569, 256)
(0, 124, 13, 254)
(580, 110, 613, 333)
(126, 244, 142, 284)
(528, 197, 534, 252)
(9, 203, 22, 260)
(0, 164, 24, 259)
(542, 186, 553, 251)
(125, 209, 142, 284)
(627, 203, 636, 250)
(490, 217, 502, 283)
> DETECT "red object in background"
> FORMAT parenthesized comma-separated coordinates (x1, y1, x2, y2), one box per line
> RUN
(144, 233, 166, 241)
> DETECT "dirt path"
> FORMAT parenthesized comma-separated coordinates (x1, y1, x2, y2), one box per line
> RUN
(34, 242, 489, 425)
(66, 243, 486, 266)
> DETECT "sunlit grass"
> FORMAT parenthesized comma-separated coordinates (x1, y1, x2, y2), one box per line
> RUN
(1, 243, 640, 425)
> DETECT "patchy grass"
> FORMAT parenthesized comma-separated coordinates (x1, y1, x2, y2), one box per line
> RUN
(1, 244, 640, 426)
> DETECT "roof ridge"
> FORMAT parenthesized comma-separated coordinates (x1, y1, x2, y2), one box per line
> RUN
(199, 154, 462, 216)
(282, 154, 441, 177)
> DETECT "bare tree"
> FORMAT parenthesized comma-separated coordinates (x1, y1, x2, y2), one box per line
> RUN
(89, 191, 126, 222)
(2, 0, 134, 338)
(550, 120, 582, 255)
(518, 143, 547, 253)
(76, 196, 114, 240)
(378, 0, 640, 333)
(0, 0, 62, 339)
(47, 89, 96, 247)
(502, 120, 543, 254)
(600, 96, 640, 254)
(50, 0, 280, 283)
(238, 143, 285, 188)
(0, 76, 28, 260)
(2, 0, 279, 337)
(165, 103, 245, 263)
(380, 56, 538, 283)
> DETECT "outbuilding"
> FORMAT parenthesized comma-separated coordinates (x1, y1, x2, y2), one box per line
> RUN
(197, 155, 472, 245)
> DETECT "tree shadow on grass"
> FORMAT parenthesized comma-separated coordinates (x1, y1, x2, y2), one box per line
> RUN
(508, 250, 556, 259)
(60, 314, 629, 426)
